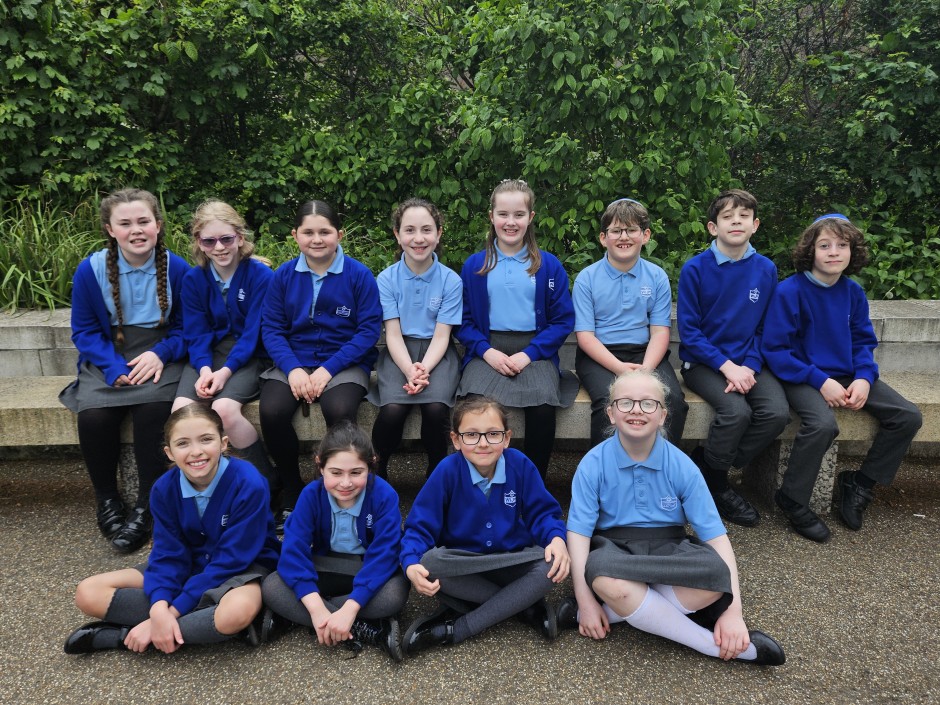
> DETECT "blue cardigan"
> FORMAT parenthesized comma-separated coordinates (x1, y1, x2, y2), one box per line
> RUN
(400, 448, 566, 571)
(69, 250, 190, 386)
(456, 249, 574, 370)
(277, 476, 403, 608)
(761, 273, 879, 389)
(677, 249, 778, 373)
(261, 255, 381, 376)
(144, 457, 281, 616)
(181, 257, 274, 374)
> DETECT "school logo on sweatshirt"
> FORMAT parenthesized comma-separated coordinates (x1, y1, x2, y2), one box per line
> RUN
(237, 288, 246, 302)
(336, 305, 351, 317)
(749, 288, 760, 303)
(503, 490, 517, 507)
(365, 513, 374, 528)
(221, 514, 229, 526)
(548, 278, 555, 290)
(640, 285, 652, 298)
(659, 496, 678, 511)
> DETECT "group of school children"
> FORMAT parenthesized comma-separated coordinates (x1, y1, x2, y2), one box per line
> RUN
(61, 182, 921, 667)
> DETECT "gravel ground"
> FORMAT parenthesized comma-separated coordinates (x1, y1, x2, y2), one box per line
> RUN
(0, 451, 938, 705)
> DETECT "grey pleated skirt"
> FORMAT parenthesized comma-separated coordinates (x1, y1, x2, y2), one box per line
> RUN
(176, 336, 265, 404)
(366, 336, 460, 407)
(456, 331, 578, 408)
(135, 560, 271, 610)
(59, 326, 186, 413)
(260, 364, 369, 392)
(420, 545, 546, 578)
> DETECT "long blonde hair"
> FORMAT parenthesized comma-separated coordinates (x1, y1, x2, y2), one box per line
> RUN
(189, 200, 271, 268)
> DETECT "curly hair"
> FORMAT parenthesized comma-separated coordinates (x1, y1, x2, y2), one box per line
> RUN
(391, 197, 443, 261)
(792, 216, 869, 275)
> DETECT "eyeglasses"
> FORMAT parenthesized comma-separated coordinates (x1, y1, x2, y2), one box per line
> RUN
(604, 227, 644, 239)
(609, 398, 664, 413)
(198, 234, 238, 249)
(456, 430, 507, 445)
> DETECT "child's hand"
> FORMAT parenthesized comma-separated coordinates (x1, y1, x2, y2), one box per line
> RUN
(404, 362, 429, 394)
(720, 362, 756, 394)
(845, 379, 871, 410)
(406, 563, 440, 596)
(308, 367, 333, 399)
(483, 348, 522, 376)
(124, 618, 153, 653)
(508, 352, 531, 372)
(113, 374, 132, 387)
(618, 361, 644, 374)
(323, 602, 359, 644)
(544, 536, 570, 582)
(713, 609, 750, 660)
(149, 602, 184, 654)
(287, 368, 314, 402)
(820, 378, 849, 408)
(201, 367, 233, 397)
(576, 596, 610, 640)
(126, 351, 165, 384)
(309, 604, 336, 646)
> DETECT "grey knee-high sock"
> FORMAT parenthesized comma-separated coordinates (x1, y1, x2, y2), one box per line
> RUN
(177, 606, 230, 645)
(104, 588, 151, 626)
(452, 564, 553, 643)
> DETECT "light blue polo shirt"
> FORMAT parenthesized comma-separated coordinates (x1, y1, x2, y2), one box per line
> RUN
(572, 255, 671, 345)
(210, 263, 232, 298)
(91, 248, 168, 327)
(295, 245, 346, 317)
(376, 255, 462, 337)
(709, 240, 756, 264)
(488, 247, 536, 331)
(328, 489, 366, 555)
(467, 455, 507, 498)
(179, 456, 230, 518)
(567, 434, 726, 542)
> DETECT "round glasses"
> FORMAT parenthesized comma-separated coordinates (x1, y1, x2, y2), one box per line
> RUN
(604, 227, 644, 239)
(609, 398, 664, 413)
(456, 430, 507, 445)
(198, 234, 238, 249)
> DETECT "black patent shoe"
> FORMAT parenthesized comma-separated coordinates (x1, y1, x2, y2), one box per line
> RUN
(403, 606, 458, 656)
(747, 630, 786, 666)
(555, 596, 579, 631)
(110, 507, 153, 554)
(712, 487, 761, 527)
(274, 507, 293, 536)
(64, 622, 129, 654)
(518, 598, 558, 640)
(835, 471, 874, 531)
(774, 491, 831, 543)
(96, 499, 126, 539)
(347, 618, 403, 662)
(258, 607, 290, 645)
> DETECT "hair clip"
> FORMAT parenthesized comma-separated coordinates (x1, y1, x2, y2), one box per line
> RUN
(812, 213, 851, 225)
(607, 197, 645, 209)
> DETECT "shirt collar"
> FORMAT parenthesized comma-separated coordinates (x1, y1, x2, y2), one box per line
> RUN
(495, 245, 529, 264)
(295, 245, 346, 275)
(803, 270, 836, 288)
(327, 486, 365, 516)
(179, 455, 229, 499)
(614, 433, 666, 471)
(602, 254, 639, 279)
(710, 241, 756, 264)
(210, 263, 231, 292)
(467, 454, 507, 486)
(117, 247, 157, 275)
(402, 253, 439, 281)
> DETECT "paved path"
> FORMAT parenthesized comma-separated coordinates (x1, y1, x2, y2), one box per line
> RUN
(1, 452, 938, 704)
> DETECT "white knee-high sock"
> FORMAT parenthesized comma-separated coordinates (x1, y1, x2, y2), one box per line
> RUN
(625, 586, 757, 660)
(602, 603, 627, 624)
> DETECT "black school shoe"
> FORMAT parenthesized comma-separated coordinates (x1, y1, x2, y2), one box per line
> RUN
(344, 618, 403, 662)
(774, 491, 831, 543)
(96, 498, 126, 539)
(110, 507, 152, 554)
(835, 471, 874, 531)
(555, 596, 579, 631)
(403, 606, 459, 656)
(746, 630, 786, 666)
(517, 598, 559, 640)
(64, 622, 129, 654)
(712, 487, 761, 527)
(274, 507, 293, 537)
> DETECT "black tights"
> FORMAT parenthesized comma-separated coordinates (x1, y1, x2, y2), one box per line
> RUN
(259, 380, 365, 506)
(372, 402, 451, 479)
(522, 404, 556, 479)
(77, 402, 173, 507)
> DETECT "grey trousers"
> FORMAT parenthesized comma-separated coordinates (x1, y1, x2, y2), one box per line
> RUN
(779, 377, 922, 506)
(681, 364, 790, 471)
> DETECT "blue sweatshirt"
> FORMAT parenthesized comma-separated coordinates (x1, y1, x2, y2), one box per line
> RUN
(261, 254, 382, 376)
(761, 273, 879, 389)
(278, 476, 402, 608)
(677, 248, 778, 372)
(69, 249, 190, 386)
(144, 457, 281, 616)
(400, 448, 566, 571)
(181, 257, 274, 373)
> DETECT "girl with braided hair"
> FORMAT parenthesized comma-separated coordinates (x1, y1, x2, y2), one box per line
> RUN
(61, 188, 190, 554)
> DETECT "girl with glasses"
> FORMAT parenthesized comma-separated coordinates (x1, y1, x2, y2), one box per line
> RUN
(399, 397, 569, 656)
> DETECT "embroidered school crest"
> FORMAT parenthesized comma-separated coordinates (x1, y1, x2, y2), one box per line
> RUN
(504, 490, 517, 507)
(221, 514, 229, 526)
(749, 288, 760, 303)
(237, 288, 246, 302)
(429, 297, 443, 311)
(335, 305, 351, 317)
(640, 285, 652, 298)
(659, 496, 678, 511)
(548, 278, 555, 290)
(366, 513, 374, 528)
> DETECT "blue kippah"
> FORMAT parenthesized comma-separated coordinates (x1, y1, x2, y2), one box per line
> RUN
(812, 213, 851, 225)
(607, 197, 645, 209)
